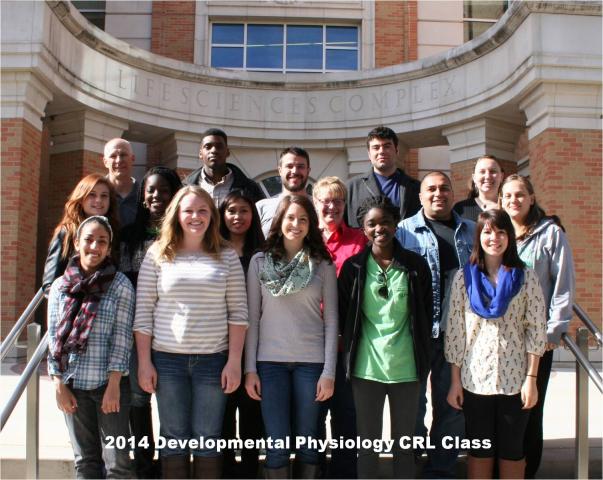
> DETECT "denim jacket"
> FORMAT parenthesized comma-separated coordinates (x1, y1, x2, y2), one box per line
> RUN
(395, 209, 475, 337)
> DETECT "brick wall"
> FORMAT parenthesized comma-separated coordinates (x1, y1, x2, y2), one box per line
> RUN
(151, 1, 195, 63)
(529, 128, 602, 337)
(450, 158, 517, 201)
(404, 148, 419, 179)
(1, 119, 42, 336)
(375, 0, 418, 67)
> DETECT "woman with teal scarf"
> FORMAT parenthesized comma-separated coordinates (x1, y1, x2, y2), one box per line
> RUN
(244, 194, 338, 479)
(445, 209, 546, 479)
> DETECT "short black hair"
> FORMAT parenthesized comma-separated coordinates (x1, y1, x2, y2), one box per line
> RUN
(278, 146, 310, 167)
(356, 195, 401, 226)
(366, 126, 399, 149)
(420, 170, 452, 188)
(201, 128, 228, 145)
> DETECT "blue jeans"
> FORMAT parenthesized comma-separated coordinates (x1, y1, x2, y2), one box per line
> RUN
(257, 362, 324, 469)
(63, 379, 134, 479)
(415, 337, 465, 478)
(153, 350, 227, 458)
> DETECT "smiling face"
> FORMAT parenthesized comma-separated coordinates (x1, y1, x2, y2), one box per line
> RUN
(199, 134, 229, 172)
(501, 179, 534, 225)
(362, 207, 396, 248)
(368, 137, 398, 176)
(480, 222, 509, 259)
(223, 198, 253, 237)
(144, 174, 173, 219)
(178, 193, 212, 241)
(82, 183, 110, 217)
(473, 157, 502, 197)
(74, 221, 111, 274)
(420, 173, 454, 221)
(281, 202, 310, 244)
(278, 153, 310, 193)
(313, 190, 345, 231)
(103, 139, 134, 181)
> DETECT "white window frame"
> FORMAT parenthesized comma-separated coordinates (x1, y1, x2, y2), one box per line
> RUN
(210, 22, 360, 73)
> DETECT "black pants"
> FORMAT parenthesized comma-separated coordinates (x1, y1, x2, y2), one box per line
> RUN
(221, 382, 264, 478)
(524, 349, 554, 478)
(352, 377, 419, 479)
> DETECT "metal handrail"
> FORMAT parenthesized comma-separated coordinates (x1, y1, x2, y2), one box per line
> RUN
(0, 288, 45, 361)
(562, 332, 603, 393)
(0, 331, 48, 431)
(572, 303, 603, 346)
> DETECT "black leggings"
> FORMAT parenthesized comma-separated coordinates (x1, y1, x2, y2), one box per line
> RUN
(463, 389, 529, 460)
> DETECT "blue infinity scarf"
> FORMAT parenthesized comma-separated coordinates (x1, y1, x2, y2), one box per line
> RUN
(463, 263, 524, 319)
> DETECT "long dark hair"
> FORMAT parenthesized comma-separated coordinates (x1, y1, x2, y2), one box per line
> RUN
(219, 190, 265, 258)
(123, 166, 182, 258)
(469, 209, 525, 272)
(263, 195, 332, 263)
(500, 174, 564, 241)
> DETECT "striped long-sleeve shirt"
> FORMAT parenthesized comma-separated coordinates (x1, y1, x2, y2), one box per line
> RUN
(133, 246, 248, 354)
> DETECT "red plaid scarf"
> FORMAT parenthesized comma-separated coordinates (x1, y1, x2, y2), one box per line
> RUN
(51, 255, 116, 372)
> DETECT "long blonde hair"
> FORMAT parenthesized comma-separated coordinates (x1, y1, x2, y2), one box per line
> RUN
(154, 186, 226, 261)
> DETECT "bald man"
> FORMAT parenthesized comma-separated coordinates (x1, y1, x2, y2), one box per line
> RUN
(103, 138, 137, 227)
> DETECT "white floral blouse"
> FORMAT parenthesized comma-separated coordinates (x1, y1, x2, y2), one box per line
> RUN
(444, 268, 547, 395)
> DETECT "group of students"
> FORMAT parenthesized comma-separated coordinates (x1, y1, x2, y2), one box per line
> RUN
(44, 127, 575, 480)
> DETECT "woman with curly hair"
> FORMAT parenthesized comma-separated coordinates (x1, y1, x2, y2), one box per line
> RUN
(134, 186, 248, 479)
(119, 165, 182, 479)
(244, 194, 337, 479)
(42, 174, 120, 292)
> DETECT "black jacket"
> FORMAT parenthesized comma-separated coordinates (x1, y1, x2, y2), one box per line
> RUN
(345, 168, 421, 228)
(337, 240, 433, 382)
(42, 228, 68, 293)
(184, 162, 265, 203)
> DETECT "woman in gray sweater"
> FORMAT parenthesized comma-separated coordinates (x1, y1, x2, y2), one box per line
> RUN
(245, 194, 338, 479)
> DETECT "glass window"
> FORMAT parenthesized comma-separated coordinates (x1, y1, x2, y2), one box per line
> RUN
(72, 1, 106, 30)
(463, 1, 508, 41)
(326, 49, 357, 70)
(212, 24, 244, 45)
(210, 23, 359, 73)
(211, 47, 244, 68)
(287, 26, 323, 70)
(326, 26, 358, 48)
(247, 25, 284, 69)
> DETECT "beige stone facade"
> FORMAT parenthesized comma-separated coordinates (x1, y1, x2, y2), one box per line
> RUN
(1, 1, 601, 356)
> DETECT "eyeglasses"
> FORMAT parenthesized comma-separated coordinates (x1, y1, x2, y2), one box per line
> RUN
(315, 198, 345, 207)
(377, 271, 389, 299)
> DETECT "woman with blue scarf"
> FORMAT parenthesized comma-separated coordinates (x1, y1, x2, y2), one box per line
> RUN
(445, 209, 546, 479)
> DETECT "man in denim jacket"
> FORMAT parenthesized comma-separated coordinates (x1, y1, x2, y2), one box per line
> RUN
(395, 171, 475, 479)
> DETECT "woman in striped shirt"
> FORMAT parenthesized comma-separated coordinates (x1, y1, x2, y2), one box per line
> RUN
(134, 186, 248, 479)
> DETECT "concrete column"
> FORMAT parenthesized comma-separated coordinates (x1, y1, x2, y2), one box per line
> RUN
(520, 83, 602, 351)
(443, 117, 523, 198)
(0, 72, 52, 336)
(149, 132, 201, 178)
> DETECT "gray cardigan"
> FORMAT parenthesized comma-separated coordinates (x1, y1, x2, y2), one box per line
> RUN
(244, 252, 338, 379)
(517, 218, 576, 344)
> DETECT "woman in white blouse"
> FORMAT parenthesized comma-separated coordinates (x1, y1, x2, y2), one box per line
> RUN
(134, 186, 248, 479)
(445, 209, 546, 479)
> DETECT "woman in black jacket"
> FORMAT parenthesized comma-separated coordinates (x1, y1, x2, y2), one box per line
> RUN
(338, 196, 432, 479)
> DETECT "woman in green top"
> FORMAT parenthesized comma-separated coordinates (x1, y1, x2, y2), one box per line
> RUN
(338, 196, 433, 479)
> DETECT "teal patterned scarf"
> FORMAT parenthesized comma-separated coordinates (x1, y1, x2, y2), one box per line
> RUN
(260, 248, 314, 297)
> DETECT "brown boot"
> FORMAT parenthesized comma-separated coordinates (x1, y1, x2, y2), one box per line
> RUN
(191, 455, 223, 479)
(499, 458, 526, 479)
(162, 455, 190, 479)
(467, 455, 495, 479)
